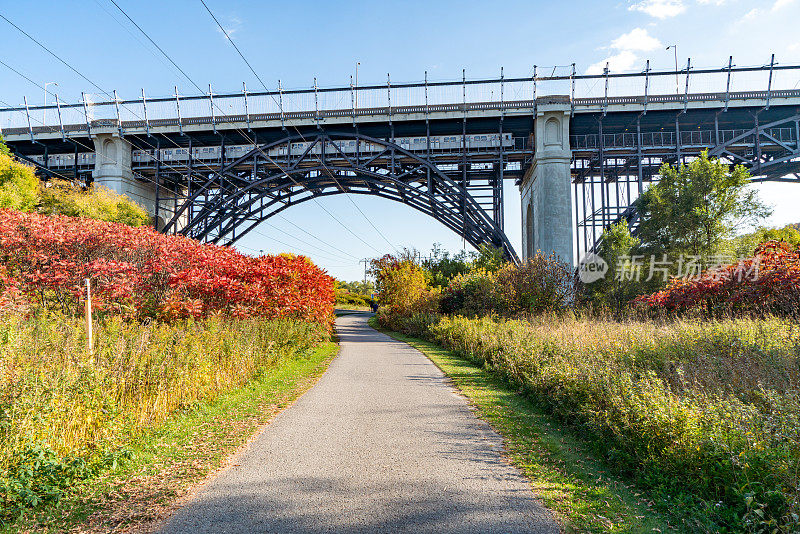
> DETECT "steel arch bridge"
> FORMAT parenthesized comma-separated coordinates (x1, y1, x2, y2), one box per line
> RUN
(162, 132, 518, 261)
(5, 60, 800, 264)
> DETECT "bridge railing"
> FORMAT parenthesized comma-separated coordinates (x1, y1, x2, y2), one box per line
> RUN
(571, 126, 798, 150)
(2, 62, 799, 137)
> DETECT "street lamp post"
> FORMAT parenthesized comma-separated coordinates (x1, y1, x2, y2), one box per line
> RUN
(43, 82, 58, 126)
(665, 45, 679, 94)
(355, 62, 360, 110)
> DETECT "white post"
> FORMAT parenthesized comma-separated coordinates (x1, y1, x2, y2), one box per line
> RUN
(85, 278, 93, 355)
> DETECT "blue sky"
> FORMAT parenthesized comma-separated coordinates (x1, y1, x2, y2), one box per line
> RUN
(2, 0, 800, 280)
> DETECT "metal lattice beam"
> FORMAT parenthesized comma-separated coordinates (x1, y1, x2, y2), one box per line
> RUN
(163, 131, 519, 262)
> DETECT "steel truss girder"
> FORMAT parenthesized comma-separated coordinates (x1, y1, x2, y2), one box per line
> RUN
(708, 112, 800, 181)
(573, 113, 800, 260)
(163, 131, 518, 262)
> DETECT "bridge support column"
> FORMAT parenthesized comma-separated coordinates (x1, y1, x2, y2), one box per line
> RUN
(91, 132, 162, 226)
(520, 99, 574, 266)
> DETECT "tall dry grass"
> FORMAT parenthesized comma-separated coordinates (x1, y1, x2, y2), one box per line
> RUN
(0, 314, 327, 470)
(382, 310, 800, 532)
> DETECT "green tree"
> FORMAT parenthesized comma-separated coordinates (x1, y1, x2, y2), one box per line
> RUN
(471, 244, 506, 273)
(336, 280, 376, 296)
(725, 224, 800, 258)
(421, 244, 472, 288)
(584, 220, 640, 312)
(636, 151, 771, 262)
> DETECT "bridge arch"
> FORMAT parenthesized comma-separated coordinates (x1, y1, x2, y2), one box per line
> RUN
(163, 132, 519, 261)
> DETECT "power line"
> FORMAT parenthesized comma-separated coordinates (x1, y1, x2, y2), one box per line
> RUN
(0, 13, 232, 182)
(275, 213, 360, 259)
(0, 7, 388, 259)
(0, 10, 362, 260)
(107, 0, 201, 94)
(0, 59, 205, 190)
(106, 0, 384, 255)
(1, 92, 354, 266)
(243, 224, 358, 264)
(199, 0, 269, 91)
(197, 0, 398, 255)
(257, 220, 360, 263)
(0, 13, 102, 95)
(0, 96, 181, 200)
(231, 241, 350, 268)
(90, 0, 183, 82)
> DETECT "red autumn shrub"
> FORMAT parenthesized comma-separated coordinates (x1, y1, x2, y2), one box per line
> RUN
(0, 209, 334, 326)
(634, 240, 800, 317)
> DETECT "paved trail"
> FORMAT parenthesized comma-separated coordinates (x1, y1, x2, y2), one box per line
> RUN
(159, 312, 557, 533)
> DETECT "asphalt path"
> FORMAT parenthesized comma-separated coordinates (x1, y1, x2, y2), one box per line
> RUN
(158, 311, 558, 533)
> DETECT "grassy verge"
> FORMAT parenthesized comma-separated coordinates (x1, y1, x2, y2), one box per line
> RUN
(7, 341, 338, 533)
(370, 316, 672, 533)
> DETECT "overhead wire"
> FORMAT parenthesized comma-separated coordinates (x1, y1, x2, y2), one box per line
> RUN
(1, 87, 354, 264)
(0, 81, 354, 264)
(198, 0, 400, 255)
(0, 57, 198, 193)
(95, 0, 366, 259)
(106, 0, 384, 256)
(0, 11, 235, 183)
(0, 9, 365, 262)
(0, 94, 183, 200)
(274, 213, 361, 259)
(0, 82, 357, 264)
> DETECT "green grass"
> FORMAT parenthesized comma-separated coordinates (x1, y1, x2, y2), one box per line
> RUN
(6, 342, 338, 533)
(370, 316, 673, 533)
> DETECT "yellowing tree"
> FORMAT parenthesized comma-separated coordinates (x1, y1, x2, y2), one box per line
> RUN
(0, 137, 150, 226)
(39, 181, 150, 227)
(0, 151, 40, 212)
(370, 253, 429, 312)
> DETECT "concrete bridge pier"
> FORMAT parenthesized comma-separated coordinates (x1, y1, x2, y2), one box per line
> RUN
(91, 132, 180, 231)
(520, 99, 574, 266)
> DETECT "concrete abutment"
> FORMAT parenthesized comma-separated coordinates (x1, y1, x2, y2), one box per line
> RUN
(520, 99, 574, 266)
(90, 132, 181, 231)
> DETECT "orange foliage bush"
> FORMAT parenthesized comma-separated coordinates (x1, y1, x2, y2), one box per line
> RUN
(0, 209, 334, 325)
(634, 240, 800, 317)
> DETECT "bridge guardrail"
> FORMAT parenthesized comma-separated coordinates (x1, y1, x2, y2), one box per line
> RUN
(3, 62, 800, 138)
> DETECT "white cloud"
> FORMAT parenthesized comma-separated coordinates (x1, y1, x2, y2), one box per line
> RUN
(734, 0, 796, 28)
(697, 0, 727, 5)
(741, 7, 760, 20)
(772, 0, 796, 11)
(586, 28, 662, 75)
(608, 27, 663, 52)
(629, 0, 686, 18)
(587, 51, 638, 75)
(215, 15, 242, 38)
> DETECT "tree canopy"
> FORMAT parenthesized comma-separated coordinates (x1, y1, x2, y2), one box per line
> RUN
(0, 137, 150, 227)
(39, 180, 150, 227)
(0, 151, 40, 213)
(636, 151, 771, 261)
